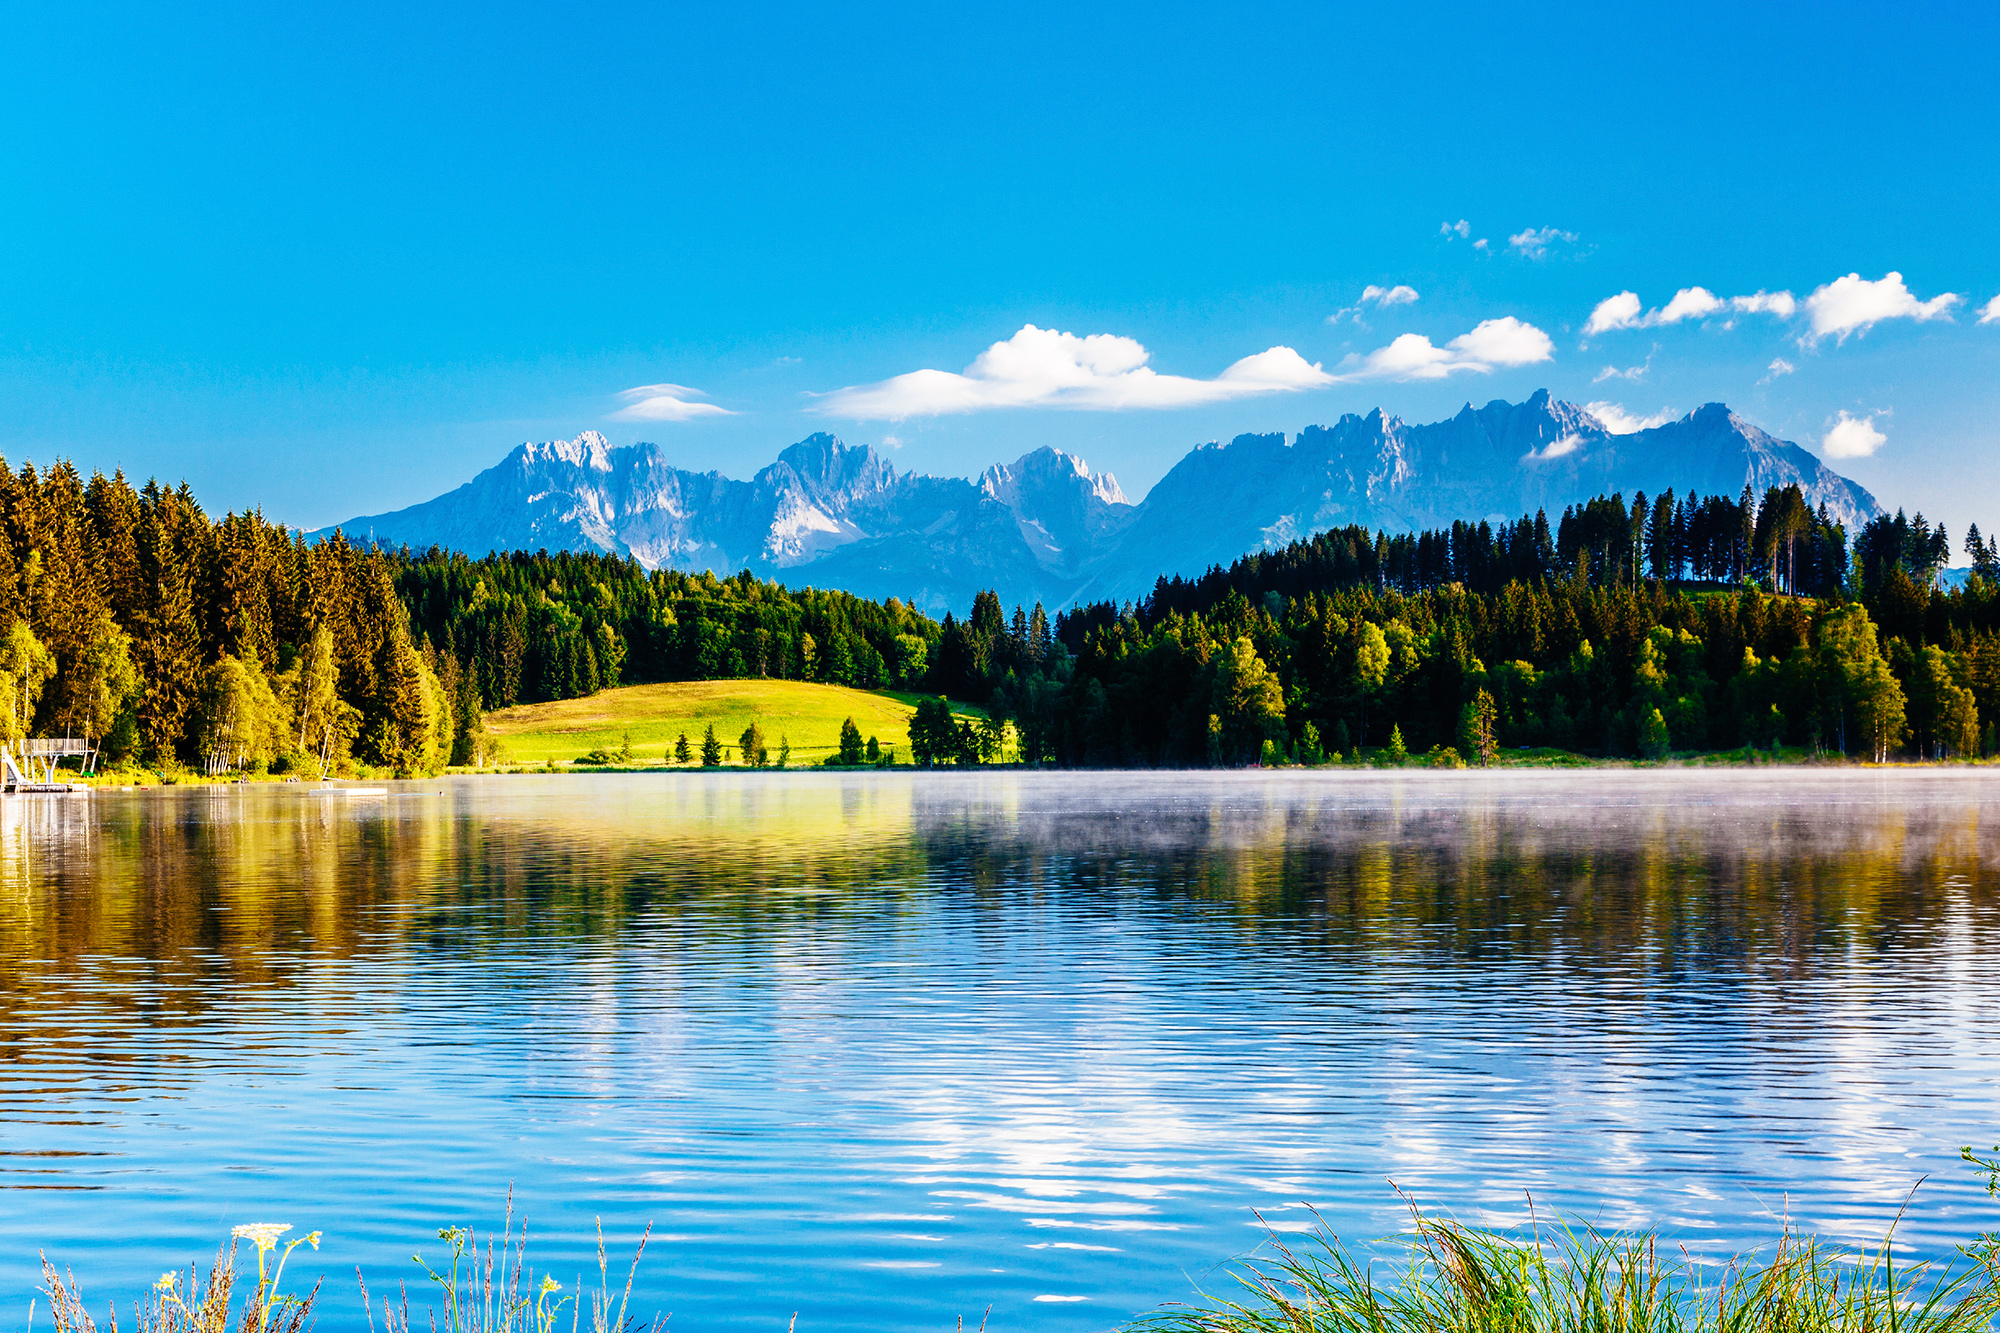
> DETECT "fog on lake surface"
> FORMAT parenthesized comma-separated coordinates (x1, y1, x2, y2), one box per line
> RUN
(3, 770, 1999, 1331)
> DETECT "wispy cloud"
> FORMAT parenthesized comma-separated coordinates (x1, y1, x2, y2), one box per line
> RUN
(1592, 346, 1656, 383)
(1327, 283, 1420, 324)
(1329, 317, 1553, 383)
(1585, 402, 1678, 434)
(1803, 272, 1959, 344)
(1522, 433, 1586, 461)
(813, 324, 1332, 419)
(1821, 410, 1887, 458)
(1759, 357, 1796, 384)
(1508, 227, 1578, 260)
(1977, 294, 2000, 325)
(610, 383, 734, 422)
(1584, 287, 1796, 336)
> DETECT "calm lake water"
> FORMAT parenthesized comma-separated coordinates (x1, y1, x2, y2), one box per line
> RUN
(5, 771, 2000, 1331)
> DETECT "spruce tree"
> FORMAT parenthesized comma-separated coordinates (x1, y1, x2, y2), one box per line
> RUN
(837, 717, 864, 765)
(1458, 690, 1497, 766)
(1385, 724, 1408, 766)
(700, 724, 722, 767)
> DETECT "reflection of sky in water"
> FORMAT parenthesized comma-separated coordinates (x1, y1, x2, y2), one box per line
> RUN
(2, 771, 1999, 1331)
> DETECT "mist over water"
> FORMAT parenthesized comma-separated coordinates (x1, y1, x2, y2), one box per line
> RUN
(3, 772, 1999, 1331)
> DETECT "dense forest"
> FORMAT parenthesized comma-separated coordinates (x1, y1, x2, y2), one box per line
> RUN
(0, 453, 1988, 774)
(0, 458, 951, 776)
(1021, 487, 1983, 766)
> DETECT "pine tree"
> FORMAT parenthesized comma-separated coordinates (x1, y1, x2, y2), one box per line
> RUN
(700, 723, 722, 767)
(837, 716, 864, 765)
(1458, 690, 1498, 766)
(1385, 724, 1408, 766)
(1028, 602, 1051, 664)
(134, 481, 206, 763)
(674, 731, 692, 765)
(1640, 707, 1671, 760)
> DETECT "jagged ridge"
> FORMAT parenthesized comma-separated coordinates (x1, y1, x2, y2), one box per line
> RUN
(316, 393, 1881, 614)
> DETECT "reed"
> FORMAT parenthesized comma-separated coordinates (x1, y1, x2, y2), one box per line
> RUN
(1132, 1204, 2000, 1333)
(358, 1194, 659, 1333)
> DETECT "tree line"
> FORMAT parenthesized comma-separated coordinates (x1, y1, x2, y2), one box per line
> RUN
(984, 489, 1984, 767)
(0, 460, 467, 777)
(1, 451, 1986, 776)
(0, 457, 967, 776)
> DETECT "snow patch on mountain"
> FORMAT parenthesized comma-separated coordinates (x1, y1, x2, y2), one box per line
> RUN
(315, 392, 1881, 614)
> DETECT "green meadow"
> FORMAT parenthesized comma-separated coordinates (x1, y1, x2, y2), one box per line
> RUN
(483, 679, 985, 765)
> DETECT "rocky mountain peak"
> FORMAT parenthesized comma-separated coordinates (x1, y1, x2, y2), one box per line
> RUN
(981, 446, 1128, 508)
(314, 393, 1884, 615)
(521, 431, 613, 471)
(766, 433, 899, 502)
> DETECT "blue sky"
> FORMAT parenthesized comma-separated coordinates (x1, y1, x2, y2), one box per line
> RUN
(3, 1, 1996, 544)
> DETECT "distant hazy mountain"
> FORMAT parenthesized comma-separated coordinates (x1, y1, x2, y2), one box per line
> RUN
(316, 391, 1880, 614)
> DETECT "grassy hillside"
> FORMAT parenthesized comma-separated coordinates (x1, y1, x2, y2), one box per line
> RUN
(484, 679, 983, 765)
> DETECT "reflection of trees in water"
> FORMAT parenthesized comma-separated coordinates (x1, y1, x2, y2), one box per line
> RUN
(4, 773, 1998, 1040)
(0, 779, 936, 1034)
(907, 773, 2000, 973)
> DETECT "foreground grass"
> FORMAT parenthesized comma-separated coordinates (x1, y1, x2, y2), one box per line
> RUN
(483, 680, 986, 765)
(1141, 1210, 2000, 1333)
(32, 1196, 2000, 1333)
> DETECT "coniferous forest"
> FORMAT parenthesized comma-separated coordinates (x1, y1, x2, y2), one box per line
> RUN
(3, 453, 1996, 775)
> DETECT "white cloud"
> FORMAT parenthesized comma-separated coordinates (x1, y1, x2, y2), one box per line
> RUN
(1979, 294, 2000, 325)
(1759, 357, 1796, 384)
(1655, 287, 1726, 323)
(1585, 402, 1678, 434)
(1441, 219, 1470, 239)
(610, 383, 733, 422)
(814, 324, 1333, 419)
(1508, 227, 1578, 259)
(1328, 284, 1421, 324)
(1731, 290, 1797, 318)
(1330, 316, 1553, 383)
(1362, 283, 1419, 307)
(1584, 291, 1644, 336)
(1585, 286, 1797, 336)
(1472, 237, 1490, 251)
(1522, 433, 1586, 462)
(1821, 410, 1887, 458)
(1803, 272, 1960, 344)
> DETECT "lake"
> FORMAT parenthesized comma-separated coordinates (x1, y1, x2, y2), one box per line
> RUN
(4, 771, 1999, 1331)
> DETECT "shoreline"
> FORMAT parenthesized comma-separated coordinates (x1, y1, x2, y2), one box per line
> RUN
(48, 749, 2000, 792)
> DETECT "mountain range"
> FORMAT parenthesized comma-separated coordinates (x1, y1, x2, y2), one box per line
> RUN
(315, 390, 1881, 614)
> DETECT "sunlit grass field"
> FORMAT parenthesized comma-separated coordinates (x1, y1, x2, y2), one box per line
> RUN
(483, 679, 984, 765)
